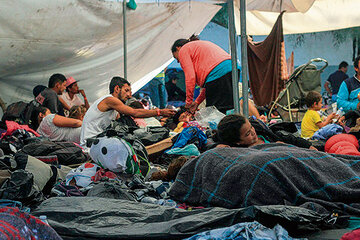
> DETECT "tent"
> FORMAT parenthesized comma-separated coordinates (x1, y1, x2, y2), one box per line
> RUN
(236, 0, 360, 35)
(229, 0, 360, 115)
(1, 0, 360, 115)
(0, 0, 221, 114)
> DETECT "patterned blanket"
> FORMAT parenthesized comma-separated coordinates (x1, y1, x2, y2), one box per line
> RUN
(169, 143, 360, 215)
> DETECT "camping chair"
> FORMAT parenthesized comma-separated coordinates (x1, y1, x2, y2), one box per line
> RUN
(268, 58, 328, 122)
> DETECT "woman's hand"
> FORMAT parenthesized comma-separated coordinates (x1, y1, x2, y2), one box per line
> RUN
(185, 102, 199, 114)
(259, 115, 267, 123)
(160, 109, 177, 117)
(216, 144, 230, 148)
(309, 146, 318, 151)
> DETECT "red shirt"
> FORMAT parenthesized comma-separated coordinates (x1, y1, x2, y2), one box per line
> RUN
(178, 40, 231, 104)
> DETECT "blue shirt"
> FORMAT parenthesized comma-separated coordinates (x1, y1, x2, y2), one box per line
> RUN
(258, 135, 270, 144)
(337, 76, 360, 112)
(327, 70, 349, 94)
(205, 60, 240, 84)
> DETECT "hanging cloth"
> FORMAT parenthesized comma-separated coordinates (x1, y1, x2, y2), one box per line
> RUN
(247, 11, 284, 106)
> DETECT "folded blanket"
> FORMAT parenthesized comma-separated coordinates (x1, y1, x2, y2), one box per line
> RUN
(169, 143, 360, 215)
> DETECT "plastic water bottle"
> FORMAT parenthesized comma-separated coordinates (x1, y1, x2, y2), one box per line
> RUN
(159, 199, 177, 207)
(333, 107, 344, 123)
(39, 215, 49, 225)
(141, 197, 158, 204)
(336, 107, 344, 117)
(318, 110, 328, 117)
(331, 102, 337, 113)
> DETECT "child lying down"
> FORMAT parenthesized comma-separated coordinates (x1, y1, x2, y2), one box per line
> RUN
(216, 114, 317, 150)
(169, 143, 360, 216)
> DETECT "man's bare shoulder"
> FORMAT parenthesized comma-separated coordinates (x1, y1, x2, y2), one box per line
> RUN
(98, 95, 122, 111)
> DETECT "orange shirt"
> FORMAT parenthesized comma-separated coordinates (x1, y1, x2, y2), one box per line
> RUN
(178, 41, 231, 104)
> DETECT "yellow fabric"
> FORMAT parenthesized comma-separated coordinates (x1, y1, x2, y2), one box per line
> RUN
(301, 110, 322, 138)
(174, 122, 184, 133)
(155, 72, 165, 78)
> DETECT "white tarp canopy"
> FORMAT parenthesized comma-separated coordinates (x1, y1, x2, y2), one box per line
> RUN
(234, 0, 360, 35)
(0, 0, 220, 109)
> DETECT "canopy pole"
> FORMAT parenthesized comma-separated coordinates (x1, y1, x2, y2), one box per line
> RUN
(123, 0, 128, 79)
(227, 0, 240, 114)
(240, 0, 249, 117)
(0, 97, 6, 113)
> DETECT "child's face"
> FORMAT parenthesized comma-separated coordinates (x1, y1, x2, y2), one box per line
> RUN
(237, 120, 258, 146)
(312, 98, 323, 111)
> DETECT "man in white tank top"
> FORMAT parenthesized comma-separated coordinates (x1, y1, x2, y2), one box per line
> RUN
(80, 77, 176, 148)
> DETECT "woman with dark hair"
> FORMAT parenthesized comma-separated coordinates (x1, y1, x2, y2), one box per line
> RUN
(171, 35, 237, 114)
(217, 114, 316, 150)
(32, 106, 83, 143)
(171, 35, 264, 119)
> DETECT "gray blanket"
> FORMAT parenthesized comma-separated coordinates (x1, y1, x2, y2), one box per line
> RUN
(169, 143, 360, 215)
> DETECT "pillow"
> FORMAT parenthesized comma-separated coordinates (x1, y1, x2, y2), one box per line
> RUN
(325, 134, 360, 156)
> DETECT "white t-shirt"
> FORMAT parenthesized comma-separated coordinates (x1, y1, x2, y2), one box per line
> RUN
(60, 92, 84, 107)
(80, 95, 118, 147)
(37, 114, 81, 143)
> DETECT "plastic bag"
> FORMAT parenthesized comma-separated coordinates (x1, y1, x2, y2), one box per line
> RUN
(65, 162, 100, 188)
(166, 144, 200, 156)
(194, 106, 225, 129)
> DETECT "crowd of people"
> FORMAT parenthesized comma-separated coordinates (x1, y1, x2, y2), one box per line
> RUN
(14, 74, 176, 146)
(3, 36, 359, 152)
(2, 35, 360, 239)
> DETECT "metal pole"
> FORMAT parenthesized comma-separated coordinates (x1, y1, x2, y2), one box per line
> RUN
(123, 0, 128, 79)
(0, 96, 6, 113)
(240, 0, 249, 117)
(227, 0, 240, 114)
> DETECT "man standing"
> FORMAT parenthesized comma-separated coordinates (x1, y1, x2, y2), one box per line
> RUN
(80, 76, 176, 147)
(337, 56, 360, 112)
(60, 77, 90, 113)
(324, 61, 349, 103)
(36, 73, 66, 116)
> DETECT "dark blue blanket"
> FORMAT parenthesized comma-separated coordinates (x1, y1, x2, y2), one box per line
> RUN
(169, 143, 360, 215)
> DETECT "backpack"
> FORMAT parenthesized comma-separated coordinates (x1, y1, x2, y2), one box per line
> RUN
(131, 139, 150, 178)
(90, 133, 151, 178)
(21, 141, 88, 165)
(2, 101, 29, 124)
(1, 100, 39, 125)
(101, 118, 170, 146)
(89, 137, 140, 175)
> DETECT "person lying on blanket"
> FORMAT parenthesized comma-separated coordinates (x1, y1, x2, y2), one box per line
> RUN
(216, 114, 317, 150)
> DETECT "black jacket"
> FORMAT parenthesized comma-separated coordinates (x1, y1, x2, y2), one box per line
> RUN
(210, 119, 312, 149)
(250, 119, 312, 149)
